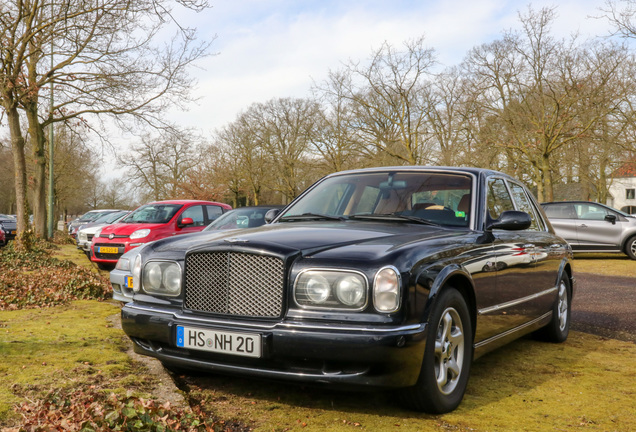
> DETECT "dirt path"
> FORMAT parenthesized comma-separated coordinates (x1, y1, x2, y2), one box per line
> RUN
(571, 273, 636, 343)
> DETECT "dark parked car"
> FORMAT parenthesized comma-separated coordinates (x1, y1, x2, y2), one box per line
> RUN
(541, 201, 636, 260)
(121, 167, 574, 413)
(0, 214, 17, 242)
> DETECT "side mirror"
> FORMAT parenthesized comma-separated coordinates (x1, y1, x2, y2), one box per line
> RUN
(179, 217, 194, 228)
(604, 214, 617, 225)
(486, 210, 532, 231)
(264, 209, 281, 223)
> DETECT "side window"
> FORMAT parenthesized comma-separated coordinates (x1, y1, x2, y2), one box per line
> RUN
(575, 203, 609, 221)
(508, 182, 540, 231)
(487, 178, 515, 220)
(181, 205, 205, 226)
(543, 203, 576, 219)
(206, 205, 224, 222)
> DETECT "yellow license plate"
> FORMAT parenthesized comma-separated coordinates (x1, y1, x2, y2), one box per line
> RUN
(125, 276, 133, 288)
(98, 246, 119, 254)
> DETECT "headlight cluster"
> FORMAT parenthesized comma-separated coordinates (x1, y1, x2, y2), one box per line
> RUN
(141, 261, 182, 296)
(295, 270, 367, 310)
(294, 267, 401, 313)
(130, 229, 151, 240)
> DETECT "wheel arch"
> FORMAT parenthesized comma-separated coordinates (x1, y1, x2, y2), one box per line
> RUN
(421, 264, 477, 344)
(621, 233, 636, 257)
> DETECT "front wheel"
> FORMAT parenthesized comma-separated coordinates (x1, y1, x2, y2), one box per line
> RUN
(399, 287, 472, 414)
(625, 236, 636, 260)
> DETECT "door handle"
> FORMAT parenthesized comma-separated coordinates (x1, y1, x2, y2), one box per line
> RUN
(578, 224, 588, 228)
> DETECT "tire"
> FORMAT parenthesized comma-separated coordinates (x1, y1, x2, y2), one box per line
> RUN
(97, 262, 115, 271)
(399, 287, 473, 414)
(625, 236, 636, 260)
(536, 274, 571, 343)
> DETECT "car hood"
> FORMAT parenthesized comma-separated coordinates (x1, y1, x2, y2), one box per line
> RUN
(147, 221, 471, 261)
(100, 222, 168, 235)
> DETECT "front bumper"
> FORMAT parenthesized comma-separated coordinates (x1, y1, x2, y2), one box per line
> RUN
(121, 303, 428, 388)
(110, 267, 134, 303)
(92, 240, 143, 264)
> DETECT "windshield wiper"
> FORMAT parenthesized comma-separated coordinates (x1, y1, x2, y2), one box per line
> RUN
(279, 213, 346, 222)
(349, 213, 441, 226)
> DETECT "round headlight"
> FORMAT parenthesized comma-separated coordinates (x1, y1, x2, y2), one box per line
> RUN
(374, 267, 401, 312)
(162, 264, 181, 295)
(305, 275, 330, 303)
(335, 275, 365, 306)
(146, 262, 163, 290)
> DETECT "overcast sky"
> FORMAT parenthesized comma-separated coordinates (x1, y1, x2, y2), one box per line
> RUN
(167, 0, 622, 135)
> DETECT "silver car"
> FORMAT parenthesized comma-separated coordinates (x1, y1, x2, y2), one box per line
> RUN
(541, 201, 636, 259)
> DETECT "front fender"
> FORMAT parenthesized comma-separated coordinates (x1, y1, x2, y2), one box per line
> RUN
(414, 264, 476, 330)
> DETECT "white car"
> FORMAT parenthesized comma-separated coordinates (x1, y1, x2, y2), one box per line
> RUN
(77, 210, 129, 256)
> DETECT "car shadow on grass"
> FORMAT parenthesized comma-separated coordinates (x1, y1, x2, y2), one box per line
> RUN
(162, 331, 630, 431)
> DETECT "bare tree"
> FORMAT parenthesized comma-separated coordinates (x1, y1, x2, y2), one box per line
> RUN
(0, 0, 212, 244)
(120, 129, 202, 202)
(332, 37, 437, 165)
(462, 6, 633, 201)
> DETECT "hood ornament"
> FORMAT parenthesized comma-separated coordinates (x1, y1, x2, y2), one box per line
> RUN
(224, 237, 249, 244)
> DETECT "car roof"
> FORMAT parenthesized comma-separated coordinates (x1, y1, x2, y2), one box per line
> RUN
(325, 166, 516, 180)
(143, 200, 230, 206)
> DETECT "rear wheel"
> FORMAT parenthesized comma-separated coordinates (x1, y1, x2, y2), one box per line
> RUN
(625, 236, 636, 260)
(536, 274, 571, 343)
(399, 287, 472, 413)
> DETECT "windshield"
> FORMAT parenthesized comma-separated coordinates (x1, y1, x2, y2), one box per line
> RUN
(281, 171, 473, 227)
(122, 204, 182, 224)
(204, 207, 272, 231)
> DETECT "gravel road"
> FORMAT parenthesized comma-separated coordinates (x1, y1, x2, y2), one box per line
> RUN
(571, 273, 636, 343)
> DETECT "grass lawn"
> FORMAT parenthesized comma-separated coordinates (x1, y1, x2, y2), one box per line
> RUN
(0, 242, 634, 430)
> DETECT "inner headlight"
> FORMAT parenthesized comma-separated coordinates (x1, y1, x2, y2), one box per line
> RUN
(374, 267, 401, 312)
(142, 261, 182, 296)
(295, 270, 367, 310)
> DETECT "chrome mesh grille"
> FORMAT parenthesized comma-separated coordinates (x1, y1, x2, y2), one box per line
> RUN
(184, 252, 285, 317)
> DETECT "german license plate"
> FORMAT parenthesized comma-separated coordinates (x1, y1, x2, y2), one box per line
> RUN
(125, 276, 133, 289)
(176, 326, 261, 358)
(98, 246, 118, 254)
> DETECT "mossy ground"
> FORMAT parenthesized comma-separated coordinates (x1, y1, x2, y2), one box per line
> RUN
(171, 331, 636, 431)
(0, 243, 634, 430)
(573, 253, 636, 277)
(0, 300, 142, 424)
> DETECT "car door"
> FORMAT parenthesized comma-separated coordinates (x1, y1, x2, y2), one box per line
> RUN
(475, 177, 547, 342)
(572, 203, 624, 251)
(542, 203, 579, 245)
(507, 181, 562, 316)
(175, 205, 206, 235)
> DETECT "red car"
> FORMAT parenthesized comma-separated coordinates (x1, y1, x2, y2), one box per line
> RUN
(90, 200, 231, 269)
(0, 225, 5, 247)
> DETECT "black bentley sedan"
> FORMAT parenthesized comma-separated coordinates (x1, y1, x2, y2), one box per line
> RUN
(121, 167, 574, 413)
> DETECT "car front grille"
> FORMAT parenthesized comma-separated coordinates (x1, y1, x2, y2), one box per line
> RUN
(184, 251, 285, 318)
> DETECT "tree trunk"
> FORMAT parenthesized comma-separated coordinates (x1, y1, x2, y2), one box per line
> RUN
(25, 103, 48, 237)
(541, 154, 554, 202)
(6, 106, 29, 247)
